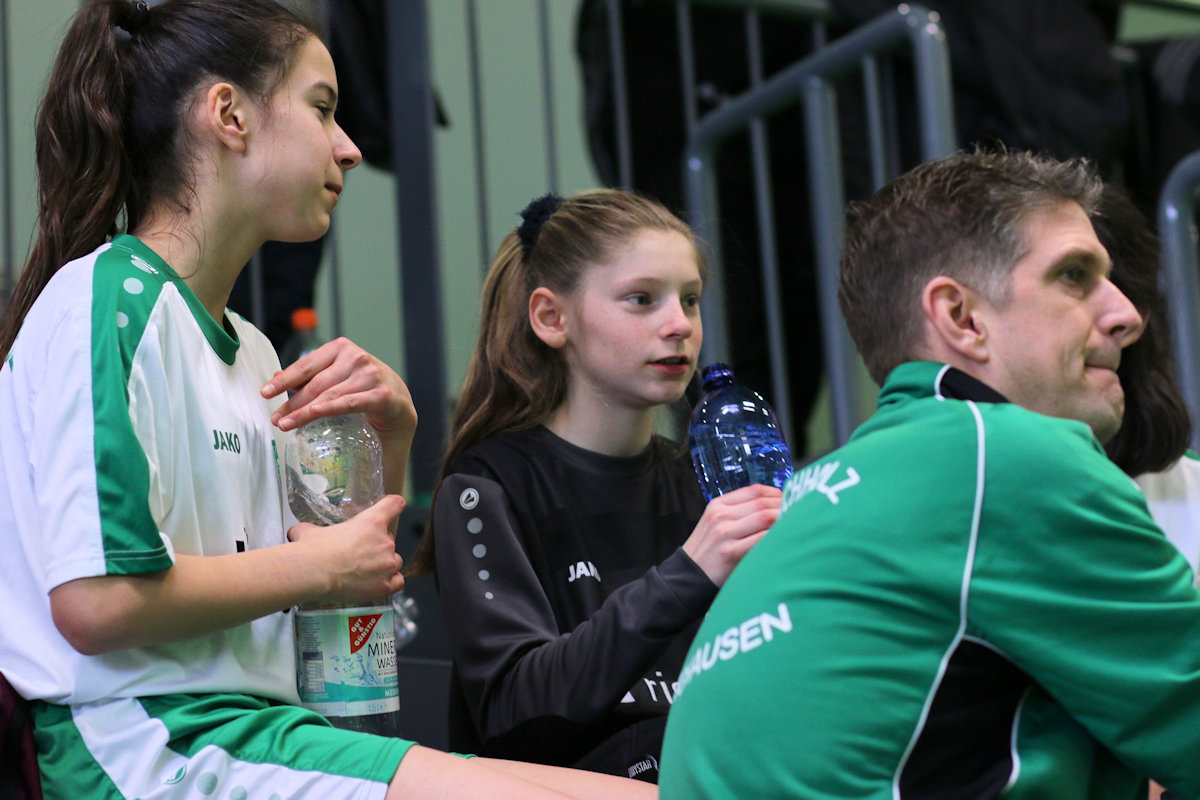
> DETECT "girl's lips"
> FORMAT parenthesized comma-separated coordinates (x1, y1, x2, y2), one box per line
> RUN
(651, 357, 691, 376)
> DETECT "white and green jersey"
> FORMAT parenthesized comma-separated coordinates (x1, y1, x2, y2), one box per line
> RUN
(1137, 452, 1200, 579)
(0, 235, 297, 706)
(660, 361, 1200, 800)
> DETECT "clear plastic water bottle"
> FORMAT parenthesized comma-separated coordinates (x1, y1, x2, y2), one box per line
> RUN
(392, 592, 419, 653)
(688, 363, 794, 501)
(286, 413, 408, 735)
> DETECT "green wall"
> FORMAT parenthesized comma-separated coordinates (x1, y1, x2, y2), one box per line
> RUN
(5, 1, 77, 282)
(1122, 1, 1200, 40)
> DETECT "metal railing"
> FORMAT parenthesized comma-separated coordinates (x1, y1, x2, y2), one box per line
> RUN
(378, 0, 842, 493)
(0, 0, 942, 490)
(684, 3, 956, 448)
(8, 2, 1200, 483)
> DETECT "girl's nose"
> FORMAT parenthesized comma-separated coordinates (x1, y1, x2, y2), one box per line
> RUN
(335, 124, 362, 171)
(662, 302, 695, 340)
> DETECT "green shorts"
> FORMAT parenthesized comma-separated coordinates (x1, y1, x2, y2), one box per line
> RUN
(33, 693, 415, 800)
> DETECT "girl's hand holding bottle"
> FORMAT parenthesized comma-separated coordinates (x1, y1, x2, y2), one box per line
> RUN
(262, 336, 417, 496)
(262, 336, 417, 442)
(682, 484, 782, 587)
(286, 495, 408, 606)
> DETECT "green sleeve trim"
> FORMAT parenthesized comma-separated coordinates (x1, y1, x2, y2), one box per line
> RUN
(90, 243, 173, 575)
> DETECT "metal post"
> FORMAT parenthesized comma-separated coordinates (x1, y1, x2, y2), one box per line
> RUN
(465, 0, 491, 271)
(385, 0, 447, 501)
(862, 55, 888, 191)
(686, 148, 727, 365)
(744, 9, 794, 445)
(677, 1, 698, 140)
(248, 251, 265, 331)
(802, 76, 859, 444)
(536, 0, 559, 193)
(906, 5, 955, 160)
(1157, 150, 1200, 450)
(327, 224, 344, 338)
(605, 0, 633, 188)
(879, 56, 903, 184)
(684, 5, 955, 447)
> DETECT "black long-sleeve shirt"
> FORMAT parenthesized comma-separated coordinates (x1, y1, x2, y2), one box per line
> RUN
(432, 427, 714, 781)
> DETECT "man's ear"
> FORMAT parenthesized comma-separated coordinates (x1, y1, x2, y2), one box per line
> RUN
(200, 82, 251, 155)
(529, 287, 569, 349)
(921, 276, 989, 364)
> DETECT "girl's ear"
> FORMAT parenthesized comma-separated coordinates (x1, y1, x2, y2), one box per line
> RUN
(200, 82, 251, 155)
(529, 287, 569, 349)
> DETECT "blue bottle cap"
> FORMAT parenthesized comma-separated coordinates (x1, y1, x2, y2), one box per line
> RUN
(700, 362, 735, 392)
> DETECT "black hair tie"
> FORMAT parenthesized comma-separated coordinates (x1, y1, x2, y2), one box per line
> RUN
(517, 193, 563, 253)
(116, 1, 151, 42)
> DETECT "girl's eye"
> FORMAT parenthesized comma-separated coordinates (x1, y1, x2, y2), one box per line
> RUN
(627, 294, 652, 307)
(317, 105, 335, 119)
(682, 294, 701, 309)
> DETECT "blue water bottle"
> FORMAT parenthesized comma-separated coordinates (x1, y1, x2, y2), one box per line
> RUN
(688, 363, 794, 501)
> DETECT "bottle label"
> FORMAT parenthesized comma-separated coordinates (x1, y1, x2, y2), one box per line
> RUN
(295, 605, 400, 717)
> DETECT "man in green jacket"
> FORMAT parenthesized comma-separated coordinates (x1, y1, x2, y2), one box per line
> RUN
(660, 150, 1199, 799)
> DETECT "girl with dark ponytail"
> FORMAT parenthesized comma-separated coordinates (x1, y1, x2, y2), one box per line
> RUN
(409, 189, 781, 780)
(0, 3, 651, 797)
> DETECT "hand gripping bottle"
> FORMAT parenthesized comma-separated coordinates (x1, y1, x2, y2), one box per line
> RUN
(286, 413, 405, 735)
(688, 363, 794, 501)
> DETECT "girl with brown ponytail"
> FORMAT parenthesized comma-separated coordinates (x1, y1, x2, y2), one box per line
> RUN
(409, 189, 781, 781)
(0, 2, 651, 797)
